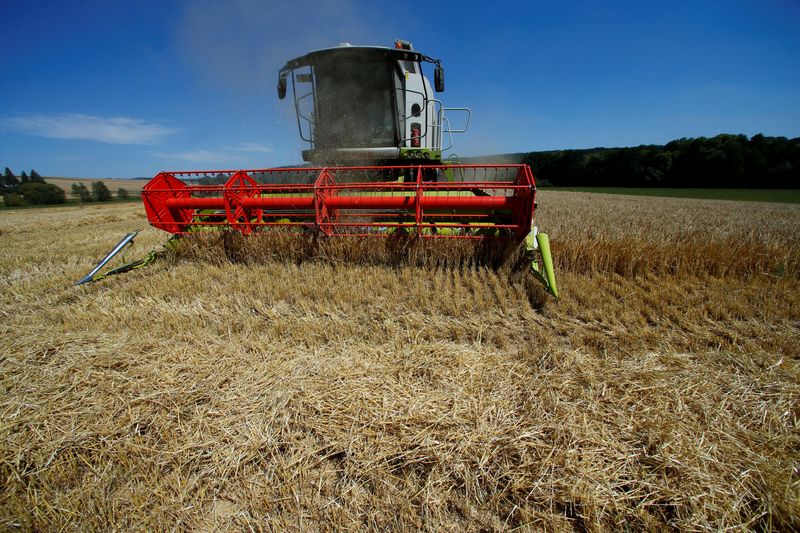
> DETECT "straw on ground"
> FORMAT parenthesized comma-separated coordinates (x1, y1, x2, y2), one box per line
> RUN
(0, 192, 798, 531)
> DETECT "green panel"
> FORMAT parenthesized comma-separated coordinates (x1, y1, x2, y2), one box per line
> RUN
(526, 230, 559, 298)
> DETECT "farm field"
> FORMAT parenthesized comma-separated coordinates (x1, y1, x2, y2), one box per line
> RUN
(45, 176, 147, 194)
(1, 192, 799, 531)
(549, 186, 800, 203)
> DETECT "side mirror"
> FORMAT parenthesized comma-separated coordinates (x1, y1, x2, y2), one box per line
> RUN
(434, 66, 444, 92)
(277, 75, 287, 100)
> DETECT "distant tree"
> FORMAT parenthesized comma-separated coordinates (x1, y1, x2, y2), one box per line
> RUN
(523, 134, 799, 189)
(199, 173, 228, 185)
(2, 167, 19, 191)
(3, 192, 24, 207)
(29, 169, 45, 183)
(91, 180, 112, 201)
(71, 182, 92, 202)
(20, 171, 29, 184)
(116, 187, 130, 200)
(19, 182, 66, 205)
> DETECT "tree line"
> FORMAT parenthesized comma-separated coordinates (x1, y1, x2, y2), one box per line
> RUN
(68, 181, 131, 203)
(522, 134, 799, 188)
(2, 167, 131, 207)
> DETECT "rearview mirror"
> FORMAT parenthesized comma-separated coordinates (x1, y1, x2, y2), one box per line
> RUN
(434, 66, 444, 92)
(277, 75, 287, 99)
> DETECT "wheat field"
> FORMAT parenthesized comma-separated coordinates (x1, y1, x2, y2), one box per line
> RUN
(1, 192, 798, 531)
(45, 177, 146, 194)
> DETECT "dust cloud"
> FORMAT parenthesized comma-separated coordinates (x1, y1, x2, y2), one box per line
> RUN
(176, 0, 384, 94)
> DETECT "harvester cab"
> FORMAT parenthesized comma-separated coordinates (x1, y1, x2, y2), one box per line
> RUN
(277, 40, 467, 165)
(82, 40, 558, 298)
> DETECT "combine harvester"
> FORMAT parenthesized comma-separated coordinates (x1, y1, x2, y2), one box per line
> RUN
(83, 40, 557, 297)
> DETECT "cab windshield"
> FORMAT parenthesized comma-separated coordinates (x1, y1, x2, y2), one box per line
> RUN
(311, 56, 398, 149)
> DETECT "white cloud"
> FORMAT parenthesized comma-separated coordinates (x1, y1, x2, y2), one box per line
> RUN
(1, 113, 179, 144)
(224, 142, 273, 153)
(154, 142, 274, 166)
(152, 150, 230, 165)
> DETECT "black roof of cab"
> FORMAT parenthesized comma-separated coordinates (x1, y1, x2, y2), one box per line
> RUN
(280, 46, 424, 73)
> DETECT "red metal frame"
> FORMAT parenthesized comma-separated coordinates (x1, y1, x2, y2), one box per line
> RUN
(141, 164, 538, 239)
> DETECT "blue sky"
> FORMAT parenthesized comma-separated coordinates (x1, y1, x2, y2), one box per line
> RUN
(1, 0, 799, 178)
